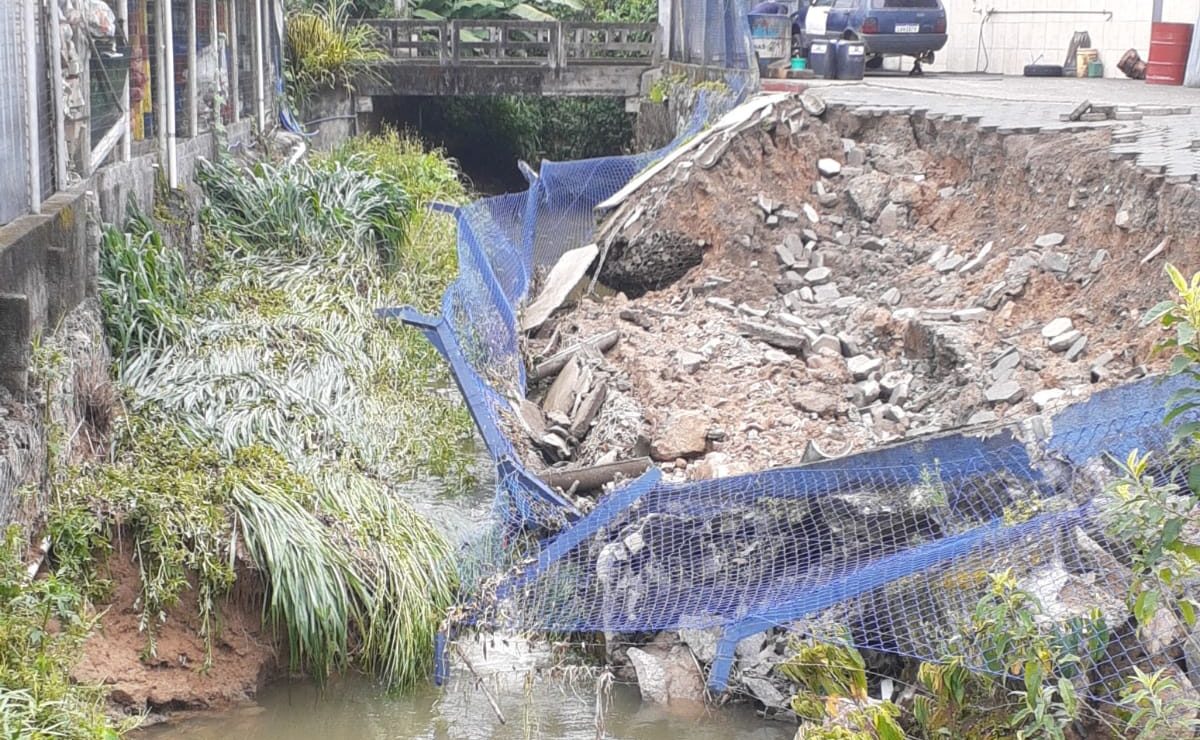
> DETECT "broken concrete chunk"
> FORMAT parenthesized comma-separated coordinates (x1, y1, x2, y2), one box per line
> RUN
(1041, 317, 1074, 340)
(812, 283, 841, 303)
(1040, 251, 1071, 274)
(1115, 209, 1131, 229)
(880, 287, 901, 306)
(543, 357, 583, 418)
(1032, 388, 1066, 410)
(737, 320, 809, 353)
(952, 308, 988, 322)
(651, 411, 709, 461)
(791, 388, 839, 417)
(959, 241, 994, 274)
(803, 203, 820, 224)
(1034, 232, 1066, 249)
(1066, 334, 1088, 362)
(676, 351, 706, 373)
(927, 244, 949, 266)
(1090, 350, 1116, 383)
(968, 410, 999, 425)
(706, 297, 737, 313)
(936, 254, 964, 273)
(1089, 249, 1108, 272)
(847, 355, 882, 380)
(985, 380, 1024, 405)
(1048, 329, 1083, 353)
(804, 266, 833, 285)
(756, 192, 778, 215)
(852, 379, 881, 407)
(811, 334, 841, 356)
(817, 158, 842, 177)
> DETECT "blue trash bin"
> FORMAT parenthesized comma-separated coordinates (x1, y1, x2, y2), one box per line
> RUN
(748, 13, 792, 76)
(836, 40, 867, 80)
(808, 40, 837, 79)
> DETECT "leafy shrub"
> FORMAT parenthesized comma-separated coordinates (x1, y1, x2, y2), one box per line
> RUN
(98, 208, 188, 363)
(285, 0, 384, 100)
(0, 526, 132, 738)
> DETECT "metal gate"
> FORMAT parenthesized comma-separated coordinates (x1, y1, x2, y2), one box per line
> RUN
(0, 1, 31, 225)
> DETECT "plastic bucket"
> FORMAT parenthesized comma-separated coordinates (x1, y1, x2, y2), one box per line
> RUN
(1075, 48, 1098, 77)
(1148, 22, 1194, 86)
(1087, 60, 1104, 78)
(791, 57, 807, 70)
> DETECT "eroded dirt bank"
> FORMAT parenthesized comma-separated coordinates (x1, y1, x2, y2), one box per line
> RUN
(512, 95, 1199, 483)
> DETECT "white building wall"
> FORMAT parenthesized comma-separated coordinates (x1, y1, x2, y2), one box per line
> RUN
(924, 0, 1200, 78)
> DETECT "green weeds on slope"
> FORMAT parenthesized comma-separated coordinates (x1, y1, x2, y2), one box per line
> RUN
(37, 132, 475, 736)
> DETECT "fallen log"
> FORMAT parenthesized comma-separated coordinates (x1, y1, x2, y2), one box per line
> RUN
(532, 330, 620, 381)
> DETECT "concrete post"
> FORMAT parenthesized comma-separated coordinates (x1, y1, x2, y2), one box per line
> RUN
(0, 294, 31, 397)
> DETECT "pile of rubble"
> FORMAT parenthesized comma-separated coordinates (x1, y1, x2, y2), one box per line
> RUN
(507, 93, 1176, 493)
(475, 92, 1200, 722)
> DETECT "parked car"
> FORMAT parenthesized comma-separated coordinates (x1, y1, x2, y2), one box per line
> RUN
(797, 0, 948, 75)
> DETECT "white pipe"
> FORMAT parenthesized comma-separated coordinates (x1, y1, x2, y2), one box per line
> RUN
(164, 0, 178, 187)
(210, 0, 219, 120)
(22, 0, 41, 211)
(156, 0, 167, 170)
(229, 0, 239, 120)
(117, 0, 130, 160)
(253, 0, 265, 129)
(47, 0, 68, 184)
(187, 0, 197, 136)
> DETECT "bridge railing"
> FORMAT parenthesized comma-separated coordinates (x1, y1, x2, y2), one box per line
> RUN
(360, 19, 659, 68)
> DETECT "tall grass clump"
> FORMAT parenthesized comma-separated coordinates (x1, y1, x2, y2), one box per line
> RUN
(196, 156, 413, 266)
(285, 0, 384, 101)
(99, 207, 189, 363)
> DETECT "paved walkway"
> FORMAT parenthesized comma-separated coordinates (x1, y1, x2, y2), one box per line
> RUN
(762, 74, 1200, 183)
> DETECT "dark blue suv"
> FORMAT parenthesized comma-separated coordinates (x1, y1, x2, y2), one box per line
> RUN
(798, 0, 948, 74)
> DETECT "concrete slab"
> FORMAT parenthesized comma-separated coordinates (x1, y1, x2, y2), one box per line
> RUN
(761, 74, 1200, 184)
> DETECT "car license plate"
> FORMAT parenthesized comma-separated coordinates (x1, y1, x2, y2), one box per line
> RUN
(895, 23, 920, 33)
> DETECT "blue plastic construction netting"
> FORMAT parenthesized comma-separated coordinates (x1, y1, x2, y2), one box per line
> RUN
(384, 10, 1200, 704)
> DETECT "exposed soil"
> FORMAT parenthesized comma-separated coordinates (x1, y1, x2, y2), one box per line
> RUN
(515, 94, 1200, 484)
(72, 537, 278, 722)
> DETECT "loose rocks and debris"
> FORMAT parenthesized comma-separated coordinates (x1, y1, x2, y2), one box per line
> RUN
(491, 91, 1200, 715)
(512, 94, 1186, 486)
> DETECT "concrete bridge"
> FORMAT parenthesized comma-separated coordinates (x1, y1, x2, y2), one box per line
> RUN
(356, 20, 660, 99)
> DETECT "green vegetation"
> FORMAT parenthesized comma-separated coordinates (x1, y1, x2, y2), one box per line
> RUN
(285, 0, 385, 100)
(15, 130, 478, 739)
(0, 527, 135, 739)
(98, 209, 188, 364)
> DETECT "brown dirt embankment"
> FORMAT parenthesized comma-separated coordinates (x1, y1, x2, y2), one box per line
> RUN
(71, 538, 278, 723)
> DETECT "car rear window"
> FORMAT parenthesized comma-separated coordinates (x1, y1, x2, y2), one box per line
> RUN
(870, 0, 940, 8)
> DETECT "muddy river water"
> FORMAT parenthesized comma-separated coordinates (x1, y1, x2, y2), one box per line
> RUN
(146, 674, 791, 740)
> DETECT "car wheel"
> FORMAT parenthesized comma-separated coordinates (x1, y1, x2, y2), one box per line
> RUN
(865, 55, 883, 70)
(1024, 64, 1064, 77)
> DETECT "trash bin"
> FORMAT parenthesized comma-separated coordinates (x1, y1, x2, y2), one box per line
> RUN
(748, 14, 792, 76)
(809, 40, 837, 79)
(835, 40, 866, 80)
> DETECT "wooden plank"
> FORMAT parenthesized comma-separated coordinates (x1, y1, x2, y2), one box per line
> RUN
(541, 457, 652, 493)
(532, 330, 620, 381)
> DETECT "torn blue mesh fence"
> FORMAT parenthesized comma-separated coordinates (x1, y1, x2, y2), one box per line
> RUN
(376, 9, 1194, 704)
